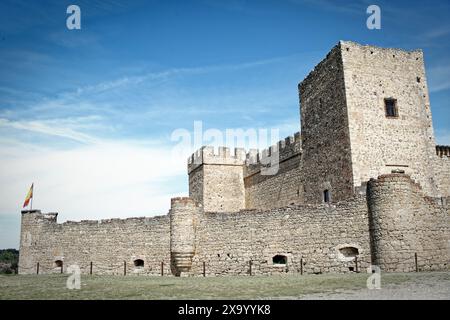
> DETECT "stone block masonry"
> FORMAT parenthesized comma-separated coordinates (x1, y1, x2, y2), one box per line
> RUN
(244, 132, 303, 209)
(367, 174, 449, 272)
(299, 42, 354, 204)
(170, 197, 201, 276)
(341, 41, 439, 197)
(19, 211, 170, 275)
(434, 146, 450, 197)
(19, 41, 450, 276)
(190, 195, 372, 276)
(19, 173, 449, 275)
(188, 146, 246, 212)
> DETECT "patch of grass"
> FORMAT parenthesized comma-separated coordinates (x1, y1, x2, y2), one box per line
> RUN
(0, 272, 446, 300)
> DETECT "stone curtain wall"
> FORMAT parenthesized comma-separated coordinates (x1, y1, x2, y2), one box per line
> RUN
(341, 41, 439, 197)
(244, 155, 302, 209)
(18, 173, 449, 276)
(244, 134, 303, 209)
(299, 43, 355, 204)
(367, 174, 449, 272)
(19, 212, 170, 275)
(189, 196, 372, 276)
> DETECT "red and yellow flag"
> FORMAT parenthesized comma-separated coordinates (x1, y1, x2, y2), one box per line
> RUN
(23, 183, 33, 208)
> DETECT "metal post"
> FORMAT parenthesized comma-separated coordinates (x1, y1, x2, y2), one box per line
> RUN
(90, 262, 93, 275)
(161, 262, 164, 276)
(249, 260, 252, 276)
(415, 253, 418, 272)
(36, 262, 39, 275)
(61, 261, 64, 274)
(355, 256, 358, 273)
(203, 262, 206, 277)
(123, 261, 126, 276)
(300, 258, 303, 275)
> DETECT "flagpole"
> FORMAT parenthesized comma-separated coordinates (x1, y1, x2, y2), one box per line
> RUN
(30, 183, 33, 211)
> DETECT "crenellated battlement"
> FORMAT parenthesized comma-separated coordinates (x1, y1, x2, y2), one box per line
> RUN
(187, 146, 246, 174)
(368, 172, 424, 194)
(187, 133, 302, 176)
(436, 145, 450, 157)
(245, 132, 301, 177)
(22, 209, 168, 227)
(21, 210, 58, 223)
(170, 197, 200, 208)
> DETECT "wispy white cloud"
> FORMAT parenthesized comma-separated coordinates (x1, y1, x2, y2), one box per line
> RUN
(2, 54, 297, 125)
(0, 117, 100, 144)
(288, 0, 367, 15)
(69, 57, 287, 98)
(428, 65, 450, 93)
(48, 31, 100, 49)
(422, 26, 450, 40)
(0, 137, 188, 221)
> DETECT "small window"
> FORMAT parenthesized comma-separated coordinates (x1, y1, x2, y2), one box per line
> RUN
(272, 255, 287, 265)
(339, 247, 359, 258)
(54, 260, 63, 268)
(134, 259, 144, 267)
(323, 190, 330, 203)
(385, 98, 398, 118)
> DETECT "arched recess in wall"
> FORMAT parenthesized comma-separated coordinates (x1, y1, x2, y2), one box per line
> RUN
(337, 246, 359, 262)
(54, 260, 63, 268)
(134, 259, 144, 267)
(272, 255, 287, 265)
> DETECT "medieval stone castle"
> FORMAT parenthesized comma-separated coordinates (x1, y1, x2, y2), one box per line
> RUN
(19, 41, 450, 276)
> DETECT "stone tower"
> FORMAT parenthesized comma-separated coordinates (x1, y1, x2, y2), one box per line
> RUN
(367, 173, 449, 272)
(18, 210, 58, 274)
(188, 146, 246, 212)
(169, 197, 200, 276)
(299, 41, 439, 203)
(367, 174, 422, 272)
(299, 42, 353, 204)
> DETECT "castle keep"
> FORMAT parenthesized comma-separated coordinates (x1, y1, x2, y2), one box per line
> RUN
(19, 41, 450, 276)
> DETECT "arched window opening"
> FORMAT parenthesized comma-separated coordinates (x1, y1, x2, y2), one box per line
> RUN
(134, 259, 144, 267)
(339, 247, 359, 258)
(272, 255, 287, 265)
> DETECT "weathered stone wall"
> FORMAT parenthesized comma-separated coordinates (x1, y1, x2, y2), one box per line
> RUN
(434, 146, 450, 197)
(367, 174, 449, 272)
(299, 43, 354, 204)
(244, 156, 302, 209)
(188, 146, 246, 212)
(189, 196, 372, 276)
(244, 133, 303, 209)
(188, 165, 203, 207)
(342, 41, 439, 197)
(19, 211, 170, 275)
(18, 41, 450, 277)
(169, 197, 201, 276)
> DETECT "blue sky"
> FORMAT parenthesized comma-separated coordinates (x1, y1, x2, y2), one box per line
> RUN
(1, 0, 449, 249)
